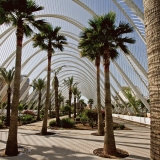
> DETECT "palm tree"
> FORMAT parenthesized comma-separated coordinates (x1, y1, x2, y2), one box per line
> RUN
(0, 67, 15, 126)
(0, 0, 46, 155)
(88, 99, 94, 110)
(33, 78, 46, 121)
(64, 76, 78, 118)
(143, 1, 160, 159)
(82, 12, 135, 156)
(32, 26, 67, 134)
(72, 86, 78, 118)
(52, 66, 65, 126)
(123, 88, 139, 114)
(76, 90, 81, 114)
(79, 27, 104, 135)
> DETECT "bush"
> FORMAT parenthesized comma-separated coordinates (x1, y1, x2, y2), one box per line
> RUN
(113, 124, 119, 130)
(0, 120, 2, 128)
(119, 124, 125, 130)
(89, 119, 94, 128)
(22, 114, 33, 122)
(49, 120, 57, 127)
(61, 118, 75, 128)
(23, 110, 35, 116)
(80, 115, 88, 126)
(113, 123, 125, 130)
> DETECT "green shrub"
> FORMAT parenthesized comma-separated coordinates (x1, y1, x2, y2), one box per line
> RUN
(113, 124, 119, 130)
(0, 120, 2, 128)
(61, 118, 75, 128)
(89, 119, 94, 128)
(49, 120, 57, 127)
(22, 114, 33, 122)
(80, 115, 88, 126)
(119, 124, 125, 130)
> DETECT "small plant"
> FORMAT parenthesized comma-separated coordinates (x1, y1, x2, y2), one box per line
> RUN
(49, 120, 57, 127)
(89, 119, 94, 128)
(22, 114, 33, 122)
(119, 124, 125, 130)
(61, 118, 75, 128)
(113, 124, 119, 130)
(0, 120, 2, 128)
(80, 115, 88, 126)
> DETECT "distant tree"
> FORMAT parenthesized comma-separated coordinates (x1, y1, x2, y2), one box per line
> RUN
(88, 99, 94, 110)
(0, 67, 15, 126)
(33, 78, 46, 120)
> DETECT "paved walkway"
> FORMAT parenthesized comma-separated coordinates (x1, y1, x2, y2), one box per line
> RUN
(0, 117, 150, 160)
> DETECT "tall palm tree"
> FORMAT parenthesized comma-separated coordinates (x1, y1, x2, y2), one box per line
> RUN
(82, 12, 135, 156)
(0, 67, 15, 126)
(72, 86, 78, 118)
(143, 1, 160, 159)
(64, 76, 78, 118)
(0, 0, 46, 156)
(32, 26, 67, 134)
(79, 27, 104, 135)
(33, 78, 46, 121)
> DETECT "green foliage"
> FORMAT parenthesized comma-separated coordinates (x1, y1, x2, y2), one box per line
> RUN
(61, 118, 75, 128)
(0, 120, 2, 128)
(18, 103, 24, 112)
(80, 114, 88, 126)
(89, 119, 94, 128)
(113, 123, 125, 130)
(49, 120, 57, 127)
(22, 114, 33, 122)
(119, 124, 125, 130)
(62, 105, 71, 114)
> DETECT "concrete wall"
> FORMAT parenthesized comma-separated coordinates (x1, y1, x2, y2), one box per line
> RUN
(112, 114, 150, 125)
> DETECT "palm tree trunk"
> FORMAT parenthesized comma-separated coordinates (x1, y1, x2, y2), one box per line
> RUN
(6, 86, 11, 126)
(69, 88, 72, 118)
(103, 62, 116, 155)
(55, 76, 60, 126)
(74, 95, 76, 118)
(96, 63, 104, 135)
(41, 49, 51, 135)
(37, 92, 41, 121)
(5, 24, 23, 156)
(143, 1, 160, 159)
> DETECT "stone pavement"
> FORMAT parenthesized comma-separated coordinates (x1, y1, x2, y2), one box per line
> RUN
(0, 117, 150, 160)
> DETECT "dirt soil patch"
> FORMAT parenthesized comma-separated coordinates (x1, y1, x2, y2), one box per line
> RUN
(93, 148, 129, 158)
(49, 122, 131, 131)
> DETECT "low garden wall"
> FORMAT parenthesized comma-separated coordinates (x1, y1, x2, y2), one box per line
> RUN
(112, 114, 150, 125)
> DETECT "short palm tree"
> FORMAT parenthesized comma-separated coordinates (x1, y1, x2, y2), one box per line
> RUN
(79, 27, 104, 135)
(82, 12, 135, 156)
(32, 25, 67, 134)
(52, 66, 65, 126)
(0, 67, 15, 126)
(63, 76, 76, 118)
(33, 78, 46, 121)
(72, 86, 78, 118)
(0, 0, 46, 155)
(76, 90, 81, 114)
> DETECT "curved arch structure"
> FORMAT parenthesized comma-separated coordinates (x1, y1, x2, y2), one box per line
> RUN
(0, 0, 149, 111)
